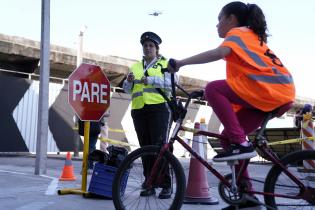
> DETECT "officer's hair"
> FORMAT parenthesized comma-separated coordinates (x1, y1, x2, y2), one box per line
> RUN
(222, 1, 269, 46)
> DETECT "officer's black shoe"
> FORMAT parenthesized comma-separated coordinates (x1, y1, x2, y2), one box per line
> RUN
(141, 181, 146, 189)
(158, 187, 172, 199)
(140, 188, 156, 197)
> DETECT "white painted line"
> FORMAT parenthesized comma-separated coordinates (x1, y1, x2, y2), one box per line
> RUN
(0, 169, 59, 196)
(0, 169, 27, 175)
(16, 201, 55, 210)
(40, 175, 59, 195)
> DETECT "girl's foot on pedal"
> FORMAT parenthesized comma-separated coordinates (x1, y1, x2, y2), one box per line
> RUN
(213, 143, 257, 162)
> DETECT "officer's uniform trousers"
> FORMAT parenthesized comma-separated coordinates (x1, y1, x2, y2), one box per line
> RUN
(131, 102, 172, 188)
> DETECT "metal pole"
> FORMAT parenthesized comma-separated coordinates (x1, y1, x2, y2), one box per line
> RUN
(82, 121, 90, 192)
(73, 26, 86, 157)
(77, 26, 86, 66)
(35, 0, 50, 175)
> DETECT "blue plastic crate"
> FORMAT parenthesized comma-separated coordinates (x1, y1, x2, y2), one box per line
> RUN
(88, 163, 129, 198)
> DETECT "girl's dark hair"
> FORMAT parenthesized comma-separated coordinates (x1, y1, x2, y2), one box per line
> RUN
(222, 1, 269, 45)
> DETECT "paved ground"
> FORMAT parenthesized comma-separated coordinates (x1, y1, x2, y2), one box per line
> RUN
(0, 153, 286, 210)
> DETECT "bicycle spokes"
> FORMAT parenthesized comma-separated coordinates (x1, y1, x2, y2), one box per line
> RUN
(264, 150, 315, 210)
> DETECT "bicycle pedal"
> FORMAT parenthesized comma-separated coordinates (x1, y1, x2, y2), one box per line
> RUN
(243, 194, 260, 204)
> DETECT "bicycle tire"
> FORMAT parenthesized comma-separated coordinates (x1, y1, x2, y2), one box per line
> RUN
(264, 150, 315, 210)
(112, 145, 186, 210)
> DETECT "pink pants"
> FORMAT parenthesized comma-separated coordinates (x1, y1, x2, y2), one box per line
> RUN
(205, 80, 267, 180)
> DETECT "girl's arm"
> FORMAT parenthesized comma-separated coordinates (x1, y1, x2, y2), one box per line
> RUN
(171, 46, 231, 71)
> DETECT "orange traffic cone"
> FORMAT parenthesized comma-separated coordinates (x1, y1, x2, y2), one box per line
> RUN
(59, 152, 76, 181)
(184, 122, 218, 205)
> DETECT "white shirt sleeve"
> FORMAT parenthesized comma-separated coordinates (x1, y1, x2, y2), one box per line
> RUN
(123, 80, 133, 94)
(147, 72, 179, 96)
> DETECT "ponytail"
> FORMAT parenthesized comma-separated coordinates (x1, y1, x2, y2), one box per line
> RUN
(222, 1, 269, 45)
(247, 3, 268, 45)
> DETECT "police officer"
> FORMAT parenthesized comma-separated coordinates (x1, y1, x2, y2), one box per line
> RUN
(123, 31, 175, 199)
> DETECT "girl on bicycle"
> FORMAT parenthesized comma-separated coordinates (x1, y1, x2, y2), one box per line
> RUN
(168, 1, 295, 209)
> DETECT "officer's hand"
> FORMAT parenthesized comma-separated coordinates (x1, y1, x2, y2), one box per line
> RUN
(141, 76, 148, 85)
(168, 58, 179, 73)
(127, 72, 135, 82)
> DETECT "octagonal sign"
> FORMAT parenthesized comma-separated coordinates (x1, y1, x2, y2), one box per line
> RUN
(68, 63, 110, 121)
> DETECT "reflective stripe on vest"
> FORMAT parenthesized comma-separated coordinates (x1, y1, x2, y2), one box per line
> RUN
(132, 88, 159, 100)
(225, 36, 293, 84)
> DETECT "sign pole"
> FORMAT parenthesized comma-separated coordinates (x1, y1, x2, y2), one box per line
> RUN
(82, 121, 90, 191)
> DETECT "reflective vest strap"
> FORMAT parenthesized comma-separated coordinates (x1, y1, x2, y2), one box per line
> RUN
(143, 88, 159, 94)
(132, 92, 143, 100)
(225, 36, 267, 67)
(132, 88, 160, 100)
(248, 74, 293, 84)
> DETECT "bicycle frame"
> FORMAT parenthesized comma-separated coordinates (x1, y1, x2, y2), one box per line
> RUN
(152, 120, 308, 201)
(144, 72, 311, 204)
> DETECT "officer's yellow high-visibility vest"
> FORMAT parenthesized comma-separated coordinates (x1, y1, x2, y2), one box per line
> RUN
(131, 58, 168, 110)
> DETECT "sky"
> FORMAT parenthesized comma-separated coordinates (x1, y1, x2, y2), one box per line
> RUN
(1, 0, 315, 99)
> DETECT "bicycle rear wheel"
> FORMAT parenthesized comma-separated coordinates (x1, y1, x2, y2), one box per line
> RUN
(264, 150, 315, 210)
(112, 145, 186, 210)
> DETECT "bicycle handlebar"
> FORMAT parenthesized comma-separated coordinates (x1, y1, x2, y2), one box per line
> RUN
(168, 58, 177, 70)
(161, 62, 204, 122)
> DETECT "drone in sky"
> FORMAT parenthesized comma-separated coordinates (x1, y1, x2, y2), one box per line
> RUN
(149, 11, 162, 16)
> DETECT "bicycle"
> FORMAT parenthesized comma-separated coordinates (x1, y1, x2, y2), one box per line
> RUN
(112, 71, 315, 210)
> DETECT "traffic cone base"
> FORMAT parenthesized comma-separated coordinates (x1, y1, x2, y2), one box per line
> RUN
(184, 122, 218, 205)
(183, 197, 219, 205)
(185, 158, 210, 197)
(59, 152, 76, 181)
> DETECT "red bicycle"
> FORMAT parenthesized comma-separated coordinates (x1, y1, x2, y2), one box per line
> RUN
(112, 73, 315, 210)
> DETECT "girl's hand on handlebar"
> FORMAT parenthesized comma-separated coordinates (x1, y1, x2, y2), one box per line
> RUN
(168, 58, 179, 73)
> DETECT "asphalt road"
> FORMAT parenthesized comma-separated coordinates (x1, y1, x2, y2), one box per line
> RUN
(0, 154, 276, 210)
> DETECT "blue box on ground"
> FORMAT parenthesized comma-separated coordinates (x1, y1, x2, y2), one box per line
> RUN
(88, 163, 129, 198)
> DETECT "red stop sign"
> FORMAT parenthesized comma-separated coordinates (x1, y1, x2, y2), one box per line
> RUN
(68, 63, 110, 121)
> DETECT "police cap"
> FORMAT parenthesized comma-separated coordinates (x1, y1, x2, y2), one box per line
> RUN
(140, 31, 162, 45)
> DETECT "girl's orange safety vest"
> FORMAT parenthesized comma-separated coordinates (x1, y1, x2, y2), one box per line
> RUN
(221, 27, 295, 112)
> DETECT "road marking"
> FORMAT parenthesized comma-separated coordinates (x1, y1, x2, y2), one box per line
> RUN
(0, 169, 26, 175)
(40, 175, 59, 195)
(15, 201, 55, 210)
(0, 170, 58, 196)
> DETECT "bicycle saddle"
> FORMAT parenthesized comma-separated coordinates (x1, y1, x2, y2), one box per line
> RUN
(271, 102, 293, 118)
(256, 102, 293, 141)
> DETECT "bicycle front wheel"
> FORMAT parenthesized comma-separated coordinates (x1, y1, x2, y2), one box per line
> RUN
(264, 150, 315, 210)
(112, 145, 186, 210)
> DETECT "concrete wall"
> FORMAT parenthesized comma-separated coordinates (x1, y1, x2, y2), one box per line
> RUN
(0, 73, 212, 153)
